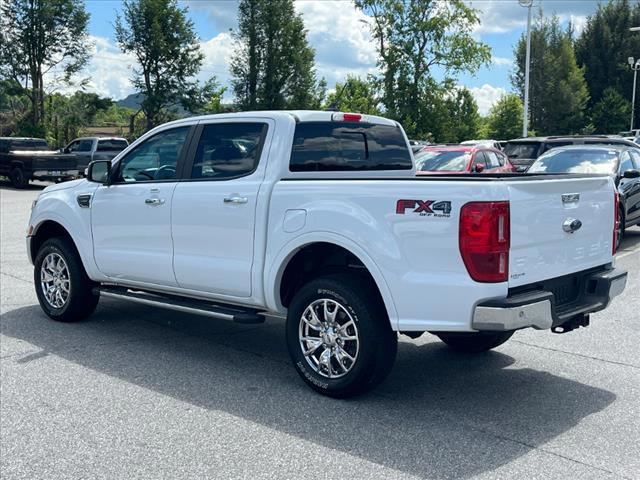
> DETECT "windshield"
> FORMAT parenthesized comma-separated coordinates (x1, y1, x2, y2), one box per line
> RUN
(503, 142, 539, 159)
(415, 150, 471, 171)
(528, 149, 618, 174)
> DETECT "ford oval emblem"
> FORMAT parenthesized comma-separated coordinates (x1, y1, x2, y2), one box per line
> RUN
(563, 218, 582, 233)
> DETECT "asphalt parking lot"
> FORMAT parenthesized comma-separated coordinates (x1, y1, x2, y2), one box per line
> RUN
(1, 181, 639, 480)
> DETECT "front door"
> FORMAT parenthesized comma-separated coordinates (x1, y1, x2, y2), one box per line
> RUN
(91, 126, 192, 286)
(171, 120, 271, 298)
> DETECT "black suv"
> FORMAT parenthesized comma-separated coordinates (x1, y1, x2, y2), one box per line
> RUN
(503, 135, 640, 172)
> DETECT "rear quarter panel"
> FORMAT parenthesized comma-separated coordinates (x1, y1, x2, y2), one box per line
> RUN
(265, 179, 509, 331)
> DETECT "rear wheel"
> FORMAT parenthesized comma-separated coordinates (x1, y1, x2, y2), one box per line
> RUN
(286, 273, 397, 398)
(10, 167, 28, 188)
(436, 331, 514, 353)
(34, 237, 99, 322)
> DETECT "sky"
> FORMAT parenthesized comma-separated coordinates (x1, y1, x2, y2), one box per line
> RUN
(77, 0, 605, 115)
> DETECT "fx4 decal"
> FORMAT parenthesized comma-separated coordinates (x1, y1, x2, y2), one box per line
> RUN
(396, 200, 452, 217)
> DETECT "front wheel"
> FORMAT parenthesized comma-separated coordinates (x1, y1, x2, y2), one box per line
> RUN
(436, 331, 514, 353)
(10, 167, 28, 188)
(34, 237, 99, 322)
(286, 274, 397, 398)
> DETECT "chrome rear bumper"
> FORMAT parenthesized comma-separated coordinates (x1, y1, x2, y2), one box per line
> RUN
(472, 267, 627, 332)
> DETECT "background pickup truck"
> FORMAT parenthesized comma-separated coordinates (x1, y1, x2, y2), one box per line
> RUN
(63, 136, 129, 174)
(0, 137, 78, 188)
(27, 111, 627, 398)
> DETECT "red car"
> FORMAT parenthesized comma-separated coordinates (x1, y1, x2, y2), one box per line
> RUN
(414, 145, 516, 174)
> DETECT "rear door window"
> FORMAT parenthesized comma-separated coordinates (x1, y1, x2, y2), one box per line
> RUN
(190, 123, 266, 180)
(485, 151, 501, 168)
(289, 122, 412, 171)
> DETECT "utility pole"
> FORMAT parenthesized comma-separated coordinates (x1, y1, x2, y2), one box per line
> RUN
(519, 0, 534, 137)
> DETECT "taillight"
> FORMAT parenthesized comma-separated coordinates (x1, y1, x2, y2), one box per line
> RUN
(613, 191, 619, 254)
(332, 112, 362, 122)
(459, 201, 510, 283)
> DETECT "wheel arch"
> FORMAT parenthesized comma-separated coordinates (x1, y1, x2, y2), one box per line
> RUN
(266, 234, 399, 329)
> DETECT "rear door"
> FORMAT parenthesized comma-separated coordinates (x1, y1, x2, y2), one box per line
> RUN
(507, 176, 615, 287)
(171, 119, 271, 297)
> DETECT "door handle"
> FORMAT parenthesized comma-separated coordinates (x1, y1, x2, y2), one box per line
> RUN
(223, 195, 248, 204)
(145, 198, 165, 206)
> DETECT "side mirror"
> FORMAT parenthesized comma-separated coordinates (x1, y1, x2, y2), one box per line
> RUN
(623, 169, 640, 179)
(474, 163, 485, 173)
(87, 160, 111, 184)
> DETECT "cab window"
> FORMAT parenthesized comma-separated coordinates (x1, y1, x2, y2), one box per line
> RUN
(115, 127, 189, 183)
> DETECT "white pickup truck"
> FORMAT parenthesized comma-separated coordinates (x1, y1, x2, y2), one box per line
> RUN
(27, 111, 627, 397)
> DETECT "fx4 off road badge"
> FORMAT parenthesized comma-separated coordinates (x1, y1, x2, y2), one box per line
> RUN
(396, 199, 452, 217)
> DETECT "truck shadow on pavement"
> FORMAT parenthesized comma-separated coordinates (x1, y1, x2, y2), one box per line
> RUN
(1, 300, 616, 479)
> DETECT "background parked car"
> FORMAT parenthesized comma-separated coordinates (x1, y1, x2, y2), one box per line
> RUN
(63, 137, 129, 174)
(414, 145, 515, 174)
(0, 137, 78, 188)
(460, 139, 503, 150)
(503, 135, 640, 172)
(528, 145, 640, 247)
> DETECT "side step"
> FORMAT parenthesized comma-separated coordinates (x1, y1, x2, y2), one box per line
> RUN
(96, 286, 266, 324)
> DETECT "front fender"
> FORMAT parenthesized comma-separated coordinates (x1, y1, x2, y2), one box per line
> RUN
(29, 182, 103, 280)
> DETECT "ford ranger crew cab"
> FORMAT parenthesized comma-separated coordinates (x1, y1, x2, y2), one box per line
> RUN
(27, 111, 627, 397)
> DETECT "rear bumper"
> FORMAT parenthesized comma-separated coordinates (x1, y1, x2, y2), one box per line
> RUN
(472, 267, 627, 331)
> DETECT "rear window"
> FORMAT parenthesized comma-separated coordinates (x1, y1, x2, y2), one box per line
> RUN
(97, 139, 128, 152)
(503, 142, 540, 159)
(289, 122, 412, 172)
(415, 150, 470, 172)
(528, 148, 618, 174)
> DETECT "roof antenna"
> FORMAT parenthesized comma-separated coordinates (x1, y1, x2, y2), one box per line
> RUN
(325, 82, 349, 112)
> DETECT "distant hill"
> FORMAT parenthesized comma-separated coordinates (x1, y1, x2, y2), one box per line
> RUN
(115, 93, 144, 110)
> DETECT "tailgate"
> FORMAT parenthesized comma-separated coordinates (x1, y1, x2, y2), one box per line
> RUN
(508, 176, 615, 287)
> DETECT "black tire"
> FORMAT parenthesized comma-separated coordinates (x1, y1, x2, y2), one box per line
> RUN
(436, 331, 514, 353)
(34, 237, 99, 322)
(285, 273, 397, 398)
(10, 167, 28, 189)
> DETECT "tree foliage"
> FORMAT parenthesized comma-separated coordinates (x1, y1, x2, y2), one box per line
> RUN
(590, 87, 631, 134)
(230, 0, 322, 110)
(0, 0, 91, 129)
(325, 76, 381, 114)
(115, 0, 204, 130)
(486, 94, 524, 140)
(512, 12, 589, 135)
(436, 88, 481, 143)
(575, 0, 640, 128)
(355, 0, 490, 137)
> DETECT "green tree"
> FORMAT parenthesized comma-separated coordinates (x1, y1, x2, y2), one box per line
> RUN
(182, 77, 228, 115)
(115, 0, 204, 130)
(591, 87, 631, 134)
(325, 76, 381, 114)
(575, 0, 640, 122)
(512, 13, 589, 135)
(486, 94, 524, 140)
(436, 88, 481, 143)
(230, 0, 321, 110)
(0, 0, 91, 130)
(45, 92, 113, 147)
(355, 0, 490, 137)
